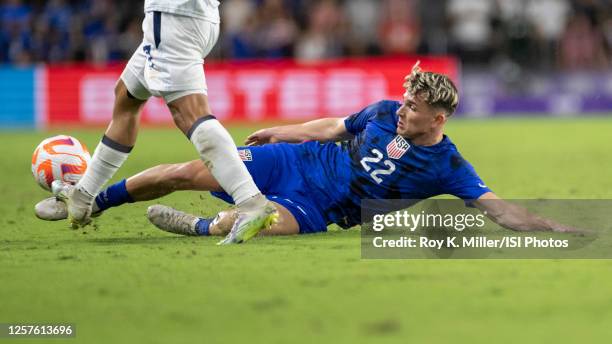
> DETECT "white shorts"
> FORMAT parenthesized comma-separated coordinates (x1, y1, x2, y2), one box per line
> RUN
(120, 11, 220, 103)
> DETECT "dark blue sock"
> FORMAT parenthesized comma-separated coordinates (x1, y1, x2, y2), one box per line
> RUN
(95, 179, 134, 212)
(195, 218, 212, 236)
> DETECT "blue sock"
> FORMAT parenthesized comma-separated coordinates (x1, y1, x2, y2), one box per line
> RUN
(195, 218, 212, 236)
(95, 179, 134, 213)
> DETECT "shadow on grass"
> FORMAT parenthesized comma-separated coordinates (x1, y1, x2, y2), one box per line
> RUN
(2, 236, 201, 249)
(1, 228, 361, 251)
(82, 236, 205, 246)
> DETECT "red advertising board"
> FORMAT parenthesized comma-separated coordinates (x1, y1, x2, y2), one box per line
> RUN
(44, 57, 459, 126)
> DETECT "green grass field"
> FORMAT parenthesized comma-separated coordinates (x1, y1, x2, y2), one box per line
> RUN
(1, 118, 612, 343)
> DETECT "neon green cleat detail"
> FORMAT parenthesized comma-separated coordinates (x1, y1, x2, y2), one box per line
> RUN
(217, 203, 279, 245)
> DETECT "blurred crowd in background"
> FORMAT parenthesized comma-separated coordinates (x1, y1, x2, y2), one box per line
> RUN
(1, 0, 611, 71)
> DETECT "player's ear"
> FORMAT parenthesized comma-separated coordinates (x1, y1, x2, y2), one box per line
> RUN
(433, 112, 447, 126)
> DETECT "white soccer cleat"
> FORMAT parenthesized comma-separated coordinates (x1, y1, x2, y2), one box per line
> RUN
(217, 202, 279, 245)
(52, 180, 94, 228)
(34, 197, 68, 221)
(147, 205, 202, 236)
(35, 194, 103, 221)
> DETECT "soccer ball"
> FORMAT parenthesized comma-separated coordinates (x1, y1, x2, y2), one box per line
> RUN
(31, 135, 91, 191)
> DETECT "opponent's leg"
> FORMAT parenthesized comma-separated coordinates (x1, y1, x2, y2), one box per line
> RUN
(57, 80, 145, 227)
(138, 11, 275, 243)
(167, 94, 263, 206)
(167, 93, 278, 244)
(147, 202, 299, 237)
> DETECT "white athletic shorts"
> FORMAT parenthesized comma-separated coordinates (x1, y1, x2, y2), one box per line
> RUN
(120, 11, 220, 103)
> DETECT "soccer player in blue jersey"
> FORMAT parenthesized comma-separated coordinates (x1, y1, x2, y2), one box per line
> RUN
(36, 64, 577, 238)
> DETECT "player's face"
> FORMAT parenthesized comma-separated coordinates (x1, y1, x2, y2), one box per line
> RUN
(396, 91, 441, 139)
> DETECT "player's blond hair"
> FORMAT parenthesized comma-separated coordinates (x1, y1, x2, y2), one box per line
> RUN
(403, 61, 459, 116)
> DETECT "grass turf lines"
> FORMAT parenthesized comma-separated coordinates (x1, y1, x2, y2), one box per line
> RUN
(1, 118, 612, 343)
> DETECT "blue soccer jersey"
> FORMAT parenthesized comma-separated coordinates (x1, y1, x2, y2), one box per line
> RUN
(212, 100, 491, 233)
(289, 100, 492, 229)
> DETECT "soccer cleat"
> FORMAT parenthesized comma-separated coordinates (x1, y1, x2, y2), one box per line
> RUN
(34, 197, 68, 221)
(217, 202, 279, 245)
(34, 195, 103, 221)
(147, 205, 209, 236)
(51, 180, 94, 228)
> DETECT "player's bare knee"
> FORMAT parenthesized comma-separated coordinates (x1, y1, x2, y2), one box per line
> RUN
(169, 113, 192, 135)
(114, 80, 126, 97)
(114, 80, 132, 104)
(113, 80, 144, 114)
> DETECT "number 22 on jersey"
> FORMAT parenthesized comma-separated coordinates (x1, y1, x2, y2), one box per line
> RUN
(360, 149, 396, 184)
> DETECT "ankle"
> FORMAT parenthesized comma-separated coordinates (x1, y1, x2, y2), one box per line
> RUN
(73, 185, 95, 206)
(237, 194, 268, 211)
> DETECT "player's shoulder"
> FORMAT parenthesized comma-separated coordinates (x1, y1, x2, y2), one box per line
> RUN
(362, 100, 400, 128)
(367, 100, 401, 115)
(433, 136, 479, 174)
(419, 135, 457, 155)
(349, 100, 400, 119)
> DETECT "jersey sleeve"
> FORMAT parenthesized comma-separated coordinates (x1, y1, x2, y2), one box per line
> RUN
(439, 156, 492, 201)
(344, 101, 384, 135)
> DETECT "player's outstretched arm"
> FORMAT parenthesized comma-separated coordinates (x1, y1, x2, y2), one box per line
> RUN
(245, 117, 353, 146)
(473, 192, 581, 233)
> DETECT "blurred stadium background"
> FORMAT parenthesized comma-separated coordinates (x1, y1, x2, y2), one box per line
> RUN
(1, 0, 611, 129)
(2, 2, 612, 343)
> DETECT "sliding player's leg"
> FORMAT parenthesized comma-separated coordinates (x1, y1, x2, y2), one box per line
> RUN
(37, 160, 211, 220)
(41, 152, 278, 223)
(39, 143, 327, 237)
(55, 78, 147, 228)
(156, 143, 330, 241)
(132, 143, 328, 239)
(38, 158, 307, 237)
(117, 160, 219, 202)
(147, 202, 299, 237)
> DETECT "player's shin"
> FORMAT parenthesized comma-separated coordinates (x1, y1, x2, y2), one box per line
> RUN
(188, 117, 265, 207)
(77, 135, 132, 198)
(67, 135, 132, 224)
(189, 117, 279, 244)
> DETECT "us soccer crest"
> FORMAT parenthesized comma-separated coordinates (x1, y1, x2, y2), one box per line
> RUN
(238, 149, 253, 162)
(386, 135, 410, 159)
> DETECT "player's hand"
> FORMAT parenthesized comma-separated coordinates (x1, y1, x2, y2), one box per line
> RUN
(245, 129, 278, 146)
